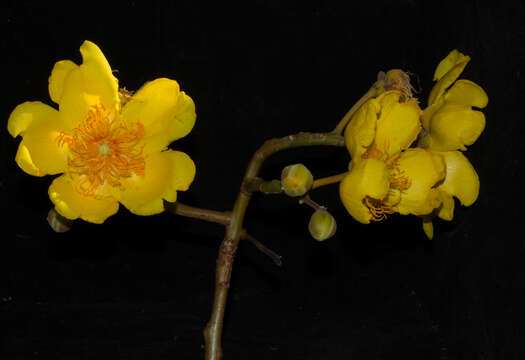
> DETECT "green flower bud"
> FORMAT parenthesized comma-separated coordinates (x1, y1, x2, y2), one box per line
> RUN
(308, 210, 336, 241)
(281, 164, 313, 197)
(47, 209, 72, 233)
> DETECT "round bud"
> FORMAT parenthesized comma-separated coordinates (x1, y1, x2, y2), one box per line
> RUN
(308, 210, 336, 241)
(47, 209, 72, 233)
(281, 164, 314, 197)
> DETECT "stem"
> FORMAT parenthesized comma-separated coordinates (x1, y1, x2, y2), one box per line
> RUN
(298, 194, 326, 211)
(331, 81, 385, 135)
(311, 172, 348, 190)
(241, 230, 283, 266)
(243, 178, 282, 194)
(203, 132, 344, 360)
(164, 201, 231, 225)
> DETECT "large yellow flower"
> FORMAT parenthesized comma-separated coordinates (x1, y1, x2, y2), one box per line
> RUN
(340, 52, 487, 241)
(340, 89, 445, 224)
(339, 148, 445, 224)
(418, 50, 487, 239)
(8, 41, 196, 224)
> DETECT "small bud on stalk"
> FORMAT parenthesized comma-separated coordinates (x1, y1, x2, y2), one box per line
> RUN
(281, 164, 313, 197)
(308, 210, 337, 241)
(47, 209, 73, 233)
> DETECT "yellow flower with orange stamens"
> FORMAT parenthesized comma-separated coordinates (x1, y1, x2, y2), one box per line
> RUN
(340, 51, 487, 240)
(8, 41, 196, 224)
(339, 88, 439, 224)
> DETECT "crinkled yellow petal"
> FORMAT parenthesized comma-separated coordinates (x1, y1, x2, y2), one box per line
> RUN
(14, 143, 40, 176)
(445, 79, 488, 109)
(344, 98, 379, 161)
(429, 51, 470, 106)
(59, 66, 101, 129)
(394, 149, 445, 216)
(425, 103, 486, 151)
(8, 101, 55, 137)
(339, 158, 390, 224)
(421, 99, 443, 132)
(374, 90, 422, 157)
(433, 50, 470, 81)
(422, 218, 434, 240)
(48, 60, 78, 104)
(58, 41, 119, 129)
(438, 151, 480, 206)
(121, 78, 196, 154)
(119, 150, 196, 216)
(437, 190, 455, 221)
(78, 40, 119, 110)
(49, 175, 119, 223)
(8, 101, 68, 176)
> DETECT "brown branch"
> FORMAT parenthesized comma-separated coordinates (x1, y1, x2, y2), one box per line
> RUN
(203, 132, 344, 360)
(164, 201, 231, 225)
(241, 229, 283, 266)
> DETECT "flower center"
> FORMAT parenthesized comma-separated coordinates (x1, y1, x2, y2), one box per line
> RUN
(363, 155, 411, 221)
(57, 104, 146, 197)
(98, 142, 111, 156)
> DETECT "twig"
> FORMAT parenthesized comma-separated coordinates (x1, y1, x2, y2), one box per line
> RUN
(241, 229, 283, 266)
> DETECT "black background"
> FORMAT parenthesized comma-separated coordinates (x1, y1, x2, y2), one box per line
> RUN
(1, 1, 524, 359)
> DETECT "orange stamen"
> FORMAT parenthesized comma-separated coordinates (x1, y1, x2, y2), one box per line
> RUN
(363, 196, 394, 221)
(57, 105, 146, 197)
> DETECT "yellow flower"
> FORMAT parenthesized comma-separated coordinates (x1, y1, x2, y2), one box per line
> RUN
(8, 41, 196, 224)
(340, 88, 432, 224)
(344, 89, 421, 162)
(339, 149, 445, 224)
(340, 50, 487, 240)
(420, 49, 488, 151)
(418, 50, 487, 239)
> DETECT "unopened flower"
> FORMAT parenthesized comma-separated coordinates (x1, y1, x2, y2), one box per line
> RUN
(281, 163, 313, 197)
(8, 41, 196, 224)
(309, 210, 336, 241)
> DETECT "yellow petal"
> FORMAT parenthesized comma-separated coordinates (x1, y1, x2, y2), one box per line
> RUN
(49, 175, 119, 223)
(119, 150, 196, 215)
(344, 98, 379, 161)
(8, 101, 68, 176)
(58, 41, 119, 129)
(394, 149, 445, 216)
(429, 51, 470, 106)
(422, 218, 434, 240)
(425, 103, 486, 151)
(14, 143, 40, 176)
(445, 79, 488, 108)
(438, 151, 479, 206)
(121, 78, 196, 154)
(374, 90, 422, 157)
(48, 60, 78, 104)
(339, 158, 390, 224)
(59, 66, 101, 129)
(78, 40, 119, 110)
(437, 190, 455, 221)
(433, 50, 470, 81)
(166, 150, 196, 193)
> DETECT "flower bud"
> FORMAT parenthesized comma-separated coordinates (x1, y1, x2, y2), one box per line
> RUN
(47, 209, 73, 233)
(308, 210, 336, 241)
(281, 164, 313, 197)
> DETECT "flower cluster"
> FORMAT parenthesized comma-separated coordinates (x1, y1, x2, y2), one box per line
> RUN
(8, 41, 197, 224)
(339, 50, 488, 239)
